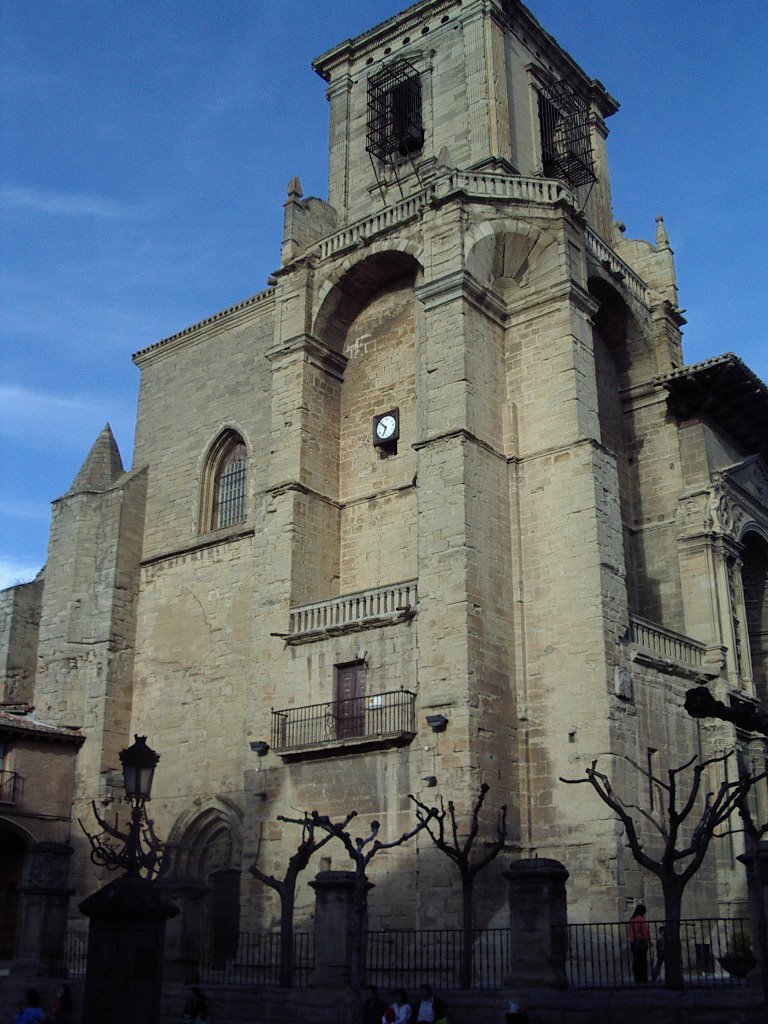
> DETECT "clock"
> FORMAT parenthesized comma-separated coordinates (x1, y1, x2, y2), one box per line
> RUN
(372, 408, 400, 446)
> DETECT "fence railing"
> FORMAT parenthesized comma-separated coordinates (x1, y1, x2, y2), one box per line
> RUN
(195, 932, 314, 987)
(584, 225, 650, 305)
(44, 930, 89, 979)
(365, 928, 511, 991)
(567, 918, 751, 989)
(629, 616, 707, 667)
(272, 689, 417, 751)
(0, 769, 20, 803)
(288, 579, 418, 639)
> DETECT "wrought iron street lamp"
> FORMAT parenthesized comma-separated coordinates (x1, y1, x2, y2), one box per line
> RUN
(79, 735, 168, 879)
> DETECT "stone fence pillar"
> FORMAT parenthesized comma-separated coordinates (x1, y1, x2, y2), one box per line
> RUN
(738, 839, 768, 1002)
(80, 874, 179, 1024)
(502, 858, 569, 989)
(308, 870, 371, 988)
(11, 841, 74, 977)
(156, 876, 210, 983)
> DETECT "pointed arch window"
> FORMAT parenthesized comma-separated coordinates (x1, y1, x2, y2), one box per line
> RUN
(202, 431, 248, 532)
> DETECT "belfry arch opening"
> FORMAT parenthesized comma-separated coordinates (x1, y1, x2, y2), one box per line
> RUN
(300, 250, 422, 602)
(742, 531, 768, 703)
(314, 249, 422, 354)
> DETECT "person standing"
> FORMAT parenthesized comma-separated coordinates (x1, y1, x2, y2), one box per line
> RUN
(48, 984, 74, 1024)
(627, 904, 651, 983)
(181, 986, 210, 1022)
(362, 985, 385, 1024)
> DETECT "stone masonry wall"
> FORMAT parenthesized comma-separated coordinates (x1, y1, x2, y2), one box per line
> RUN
(0, 578, 43, 706)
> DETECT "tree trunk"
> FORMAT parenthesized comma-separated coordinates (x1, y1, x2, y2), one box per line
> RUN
(279, 879, 296, 988)
(662, 884, 684, 990)
(460, 875, 473, 989)
(351, 873, 369, 991)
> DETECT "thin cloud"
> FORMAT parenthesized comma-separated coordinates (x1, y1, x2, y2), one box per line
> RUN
(1, 185, 128, 218)
(0, 499, 51, 523)
(0, 384, 131, 451)
(0, 558, 43, 590)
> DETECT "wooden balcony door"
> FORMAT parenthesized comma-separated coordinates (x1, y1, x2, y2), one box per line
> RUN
(336, 661, 365, 739)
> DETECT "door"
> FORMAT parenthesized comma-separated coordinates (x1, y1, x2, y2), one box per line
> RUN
(335, 662, 365, 739)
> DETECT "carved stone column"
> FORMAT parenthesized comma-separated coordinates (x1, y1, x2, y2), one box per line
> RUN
(11, 841, 74, 977)
(502, 858, 569, 989)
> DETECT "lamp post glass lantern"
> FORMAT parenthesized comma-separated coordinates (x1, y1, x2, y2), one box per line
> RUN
(120, 734, 160, 803)
(79, 734, 168, 880)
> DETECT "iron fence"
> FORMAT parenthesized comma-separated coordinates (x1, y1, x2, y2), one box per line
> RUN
(272, 690, 416, 751)
(567, 918, 752, 989)
(196, 931, 314, 987)
(365, 928, 511, 991)
(21, 930, 86, 978)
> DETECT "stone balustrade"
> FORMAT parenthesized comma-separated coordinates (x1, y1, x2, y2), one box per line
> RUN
(584, 226, 650, 304)
(287, 580, 418, 643)
(629, 615, 706, 667)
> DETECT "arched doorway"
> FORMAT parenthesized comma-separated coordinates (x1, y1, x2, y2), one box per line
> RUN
(0, 822, 29, 960)
(171, 802, 243, 965)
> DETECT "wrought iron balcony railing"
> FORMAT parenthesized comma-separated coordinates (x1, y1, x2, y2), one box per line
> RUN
(272, 689, 416, 755)
(0, 770, 20, 804)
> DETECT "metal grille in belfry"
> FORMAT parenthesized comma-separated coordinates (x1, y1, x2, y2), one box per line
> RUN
(537, 77, 596, 190)
(215, 443, 247, 528)
(366, 59, 424, 162)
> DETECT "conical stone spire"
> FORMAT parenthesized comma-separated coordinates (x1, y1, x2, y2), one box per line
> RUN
(67, 424, 124, 494)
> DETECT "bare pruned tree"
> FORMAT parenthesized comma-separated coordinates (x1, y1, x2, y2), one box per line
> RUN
(248, 811, 352, 986)
(411, 783, 507, 988)
(308, 807, 436, 989)
(561, 752, 767, 989)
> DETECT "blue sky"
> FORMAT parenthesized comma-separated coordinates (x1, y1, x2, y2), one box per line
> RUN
(1, 0, 766, 588)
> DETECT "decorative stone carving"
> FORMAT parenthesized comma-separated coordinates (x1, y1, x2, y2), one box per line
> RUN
(614, 665, 634, 701)
(23, 842, 72, 890)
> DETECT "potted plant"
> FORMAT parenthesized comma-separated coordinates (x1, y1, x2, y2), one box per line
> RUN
(718, 930, 756, 978)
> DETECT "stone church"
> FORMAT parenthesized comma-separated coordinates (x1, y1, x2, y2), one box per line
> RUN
(2, 0, 767, 963)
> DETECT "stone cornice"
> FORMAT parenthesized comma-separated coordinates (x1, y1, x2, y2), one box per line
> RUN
(140, 526, 255, 569)
(312, 0, 458, 81)
(505, 280, 599, 326)
(265, 481, 341, 510)
(412, 427, 505, 462)
(266, 334, 347, 380)
(416, 269, 508, 325)
(132, 288, 275, 366)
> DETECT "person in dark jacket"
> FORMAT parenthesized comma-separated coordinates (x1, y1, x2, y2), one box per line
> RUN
(412, 984, 447, 1024)
(182, 986, 210, 1022)
(361, 984, 385, 1024)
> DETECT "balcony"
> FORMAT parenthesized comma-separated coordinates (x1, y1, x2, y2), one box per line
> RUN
(271, 689, 417, 760)
(286, 580, 418, 645)
(628, 616, 722, 680)
(0, 770, 20, 804)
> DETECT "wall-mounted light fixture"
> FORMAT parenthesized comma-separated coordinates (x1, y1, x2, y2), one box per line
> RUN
(250, 740, 270, 756)
(422, 776, 438, 788)
(426, 713, 448, 733)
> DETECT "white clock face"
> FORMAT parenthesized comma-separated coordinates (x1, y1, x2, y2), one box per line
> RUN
(376, 414, 397, 440)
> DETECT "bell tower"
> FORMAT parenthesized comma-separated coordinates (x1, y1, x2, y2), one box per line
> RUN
(313, 0, 617, 236)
